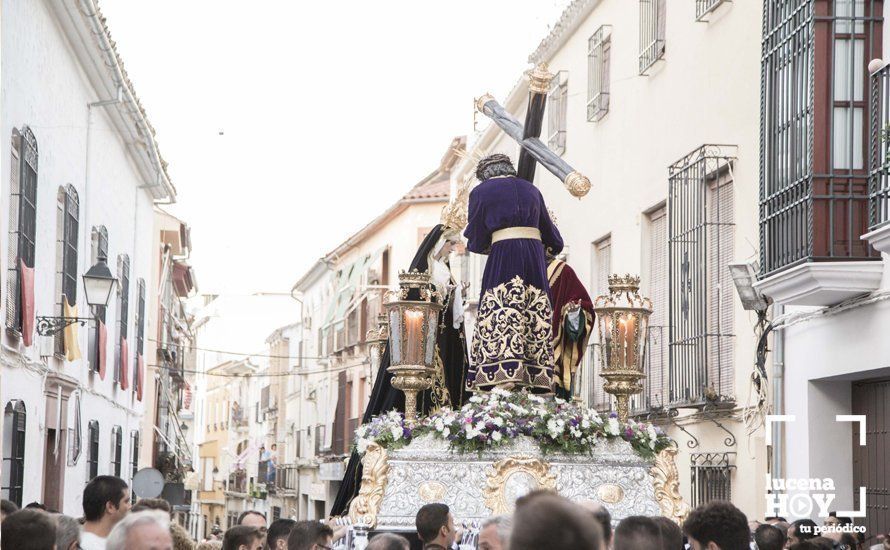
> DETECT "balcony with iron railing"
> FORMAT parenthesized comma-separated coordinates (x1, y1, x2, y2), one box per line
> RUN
(755, 8, 884, 306)
(275, 464, 299, 494)
(865, 62, 890, 254)
(226, 469, 247, 495)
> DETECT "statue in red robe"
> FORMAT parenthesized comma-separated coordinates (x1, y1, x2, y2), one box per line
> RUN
(547, 258, 595, 400)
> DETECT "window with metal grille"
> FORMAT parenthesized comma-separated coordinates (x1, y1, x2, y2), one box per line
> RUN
(668, 145, 736, 406)
(868, 58, 890, 228)
(115, 255, 130, 385)
(55, 185, 80, 356)
(639, 0, 666, 74)
(88, 227, 109, 372)
(130, 430, 139, 484)
(760, 0, 881, 277)
(696, 0, 729, 21)
(6, 127, 38, 333)
(587, 237, 613, 412)
(639, 207, 669, 413)
(547, 71, 568, 155)
(587, 26, 612, 122)
(111, 426, 122, 477)
(87, 420, 99, 481)
(690, 452, 735, 507)
(135, 279, 146, 392)
(2, 400, 27, 506)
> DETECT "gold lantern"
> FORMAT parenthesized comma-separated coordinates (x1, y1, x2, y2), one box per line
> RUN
(593, 274, 652, 423)
(384, 270, 444, 422)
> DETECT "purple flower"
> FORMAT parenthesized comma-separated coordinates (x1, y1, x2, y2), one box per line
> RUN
(625, 428, 634, 438)
(403, 427, 412, 438)
(609, 412, 618, 419)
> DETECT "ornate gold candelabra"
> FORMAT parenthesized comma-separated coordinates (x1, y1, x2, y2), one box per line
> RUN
(366, 313, 389, 374)
(384, 271, 444, 422)
(593, 275, 653, 423)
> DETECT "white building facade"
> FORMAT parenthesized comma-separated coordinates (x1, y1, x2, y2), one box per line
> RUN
(1, 0, 176, 514)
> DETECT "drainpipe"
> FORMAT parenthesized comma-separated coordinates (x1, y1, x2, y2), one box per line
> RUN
(771, 305, 785, 479)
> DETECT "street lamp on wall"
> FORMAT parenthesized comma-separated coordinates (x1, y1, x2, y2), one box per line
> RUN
(36, 255, 118, 336)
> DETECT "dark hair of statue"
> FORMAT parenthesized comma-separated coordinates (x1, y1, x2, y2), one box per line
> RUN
(475, 154, 517, 182)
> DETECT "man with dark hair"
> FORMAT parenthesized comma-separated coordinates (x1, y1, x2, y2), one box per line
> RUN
(579, 501, 612, 548)
(82, 475, 131, 550)
(652, 515, 684, 549)
(266, 518, 296, 550)
(786, 519, 818, 546)
(510, 493, 602, 550)
(1, 508, 58, 550)
(754, 523, 785, 550)
(682, 501, 749, 550)
(0, 499, 18, 522)
(237, 510, 267, 529)
(415, 503, 455, 550)
(613, 516, 663, 550)
(222, 525, 264, 550)
(366, 533, 410, 550)
(286, 520, 333, 550)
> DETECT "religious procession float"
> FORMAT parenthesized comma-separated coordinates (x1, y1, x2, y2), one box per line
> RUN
(331, 64, 690, 535)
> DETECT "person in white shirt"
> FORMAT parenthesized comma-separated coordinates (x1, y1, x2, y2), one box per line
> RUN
(80, 476, 132, 550)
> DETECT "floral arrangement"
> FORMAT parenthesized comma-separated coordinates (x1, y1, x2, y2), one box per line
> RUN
(353, 410, 413, 455)
(353, 389, 672, 460)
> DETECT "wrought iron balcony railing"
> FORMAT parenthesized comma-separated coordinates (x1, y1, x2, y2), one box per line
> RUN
(759, 0, 880, 277)
(696, 0, 728, 21)
(275, 464, 299, 493)
(869, 62, 890, 230)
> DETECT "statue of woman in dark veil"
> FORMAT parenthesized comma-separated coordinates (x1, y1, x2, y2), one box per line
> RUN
(330, 209, 470, 516)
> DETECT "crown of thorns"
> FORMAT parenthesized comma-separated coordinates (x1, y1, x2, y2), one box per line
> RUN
(475, 153, 515, 181)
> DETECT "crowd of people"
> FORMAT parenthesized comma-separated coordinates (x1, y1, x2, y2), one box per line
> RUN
(2, 476, 889, 550)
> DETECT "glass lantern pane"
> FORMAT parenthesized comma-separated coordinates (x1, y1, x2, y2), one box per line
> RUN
(388, 309, 401, 364)
(425, 309, 438, 366)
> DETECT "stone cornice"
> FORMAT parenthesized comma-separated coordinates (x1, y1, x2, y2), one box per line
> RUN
(528, 0, 601, 64)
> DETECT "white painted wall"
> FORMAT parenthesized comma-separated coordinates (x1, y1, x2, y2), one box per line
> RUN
(0, 0, 158, 514)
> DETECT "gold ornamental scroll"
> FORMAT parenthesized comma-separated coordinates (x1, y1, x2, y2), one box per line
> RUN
(650, 445, 691, 524)
(348, 443, 389, 528)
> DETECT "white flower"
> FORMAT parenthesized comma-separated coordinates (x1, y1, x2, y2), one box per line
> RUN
(492, 417, 505, 427)
(357, 439, 369, 454)
(434, 419, 445, 432)
(546, 419, 559, 434)
(491, 431, 503, 442)
(647, 425, 658, 449)
(442, 427, 451, 439)
(581, 419, 591, 429)
(606, 417, 620, 436)
(390, 426, 402, 441)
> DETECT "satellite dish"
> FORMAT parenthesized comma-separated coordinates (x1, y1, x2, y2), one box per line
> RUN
(132, 468, 165, 499)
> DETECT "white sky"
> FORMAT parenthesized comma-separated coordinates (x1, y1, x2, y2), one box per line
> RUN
(99, 0, 570, 294)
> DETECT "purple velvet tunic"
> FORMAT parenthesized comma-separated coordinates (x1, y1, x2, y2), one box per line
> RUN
(464, 176, 564, 393)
